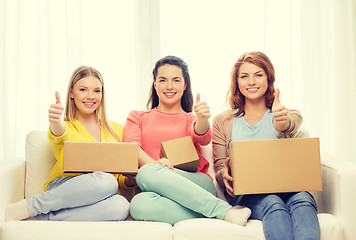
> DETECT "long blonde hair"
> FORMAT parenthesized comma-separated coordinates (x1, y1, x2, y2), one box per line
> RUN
(64, 65, 120, 141)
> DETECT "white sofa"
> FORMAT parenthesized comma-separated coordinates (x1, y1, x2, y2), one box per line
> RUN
(1, 130, 355, 240)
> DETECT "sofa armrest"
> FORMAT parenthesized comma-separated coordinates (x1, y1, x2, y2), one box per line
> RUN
(0, 160, 26, 225)
(314, 153, 356, 240)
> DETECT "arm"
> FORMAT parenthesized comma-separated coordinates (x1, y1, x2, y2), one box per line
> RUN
(212, 113, 227, 188)
(212, 111, 235, 197)
(138, 147, 155, 167)
(278, 109, 303, 138)
(284, 109, 302, 133)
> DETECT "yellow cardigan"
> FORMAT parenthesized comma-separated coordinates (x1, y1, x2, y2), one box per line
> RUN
(45, 119, 130, 191)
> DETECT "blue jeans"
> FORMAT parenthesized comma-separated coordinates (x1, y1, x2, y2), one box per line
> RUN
(229, 192, 320, 240)
(130, 163, 231, 225)
(27, 172, 129, 221)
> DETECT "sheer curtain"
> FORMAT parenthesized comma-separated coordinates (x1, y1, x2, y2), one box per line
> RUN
(0, 0, 149, 161)
(1, 0, 355, 163)
(158, 0, 356, 162)
(300, 0, 356, 162)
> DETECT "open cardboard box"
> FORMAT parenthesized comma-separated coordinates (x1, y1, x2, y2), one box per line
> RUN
(230, 137, 322, 195)
(63, 141, 138, 174)
(161, 136, 199, 172)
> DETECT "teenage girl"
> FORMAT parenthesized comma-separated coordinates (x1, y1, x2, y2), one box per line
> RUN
(213, 51, 320, 240)
(6, 66, 132, 221)
(124, 56, 251, 225)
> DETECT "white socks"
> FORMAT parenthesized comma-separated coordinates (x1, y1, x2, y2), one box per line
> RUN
(5, 199, 31, 221)
(223, 205, 251, 226)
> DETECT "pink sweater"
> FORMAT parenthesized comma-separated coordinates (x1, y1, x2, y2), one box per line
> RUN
(123, 108, 211, 174)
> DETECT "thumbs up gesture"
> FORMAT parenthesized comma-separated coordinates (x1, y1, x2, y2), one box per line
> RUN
(48, 91, 65, 136)
(49, 91, 64, 123)
(194, 93, 211, 135)
(194, 93, 211, 121)
(272, 89, 290, 132)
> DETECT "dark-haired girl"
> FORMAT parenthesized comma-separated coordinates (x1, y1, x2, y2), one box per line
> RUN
(124, 56, 251, 225)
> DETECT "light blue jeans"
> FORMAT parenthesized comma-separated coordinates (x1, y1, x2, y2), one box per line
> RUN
(130, 163, 231, 225)
(27, 172, 129, 221)
(229, 192, 320, 240)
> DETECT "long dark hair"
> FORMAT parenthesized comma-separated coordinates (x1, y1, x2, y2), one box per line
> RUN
(146, 55, 194, 112)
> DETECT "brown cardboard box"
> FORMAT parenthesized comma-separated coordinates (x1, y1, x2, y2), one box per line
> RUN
(161, 136, 199, 172)
(63, 141, 138, 173)
(230, 137, 322, 195)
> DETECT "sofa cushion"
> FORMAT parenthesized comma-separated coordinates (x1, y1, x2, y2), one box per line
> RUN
(25, 131, 56, 198)
(1, 221, 173, 240)
(174, 218, 265, 240)
(173, 213, 343, 240)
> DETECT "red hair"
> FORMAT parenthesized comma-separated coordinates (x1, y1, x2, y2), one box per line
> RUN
(227, 51, 276, 117)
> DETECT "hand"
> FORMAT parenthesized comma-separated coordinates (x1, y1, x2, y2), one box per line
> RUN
(194, 93, 211, 122)
(48, 91, 64, 123)
(272, 89, 290, 132)
(124, 174, 137, 187)
(48, 91, 65, 136)
(156, 158, 174, 169)
(194, 93, 211, 135)
(223, 157, 235, 197)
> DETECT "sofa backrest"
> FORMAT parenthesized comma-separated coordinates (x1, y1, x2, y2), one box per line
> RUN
(25, 131, 56, 198)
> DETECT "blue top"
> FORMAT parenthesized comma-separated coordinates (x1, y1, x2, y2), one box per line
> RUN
(230, 109, 278, 142)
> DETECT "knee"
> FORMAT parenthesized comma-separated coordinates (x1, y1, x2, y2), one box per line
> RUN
(90, 172, 118, 196)
(287, 192, 317, 211)
(107, 195, 130, 221)
(136, 163, 164, 191)
(262, 195, 288, 215)
(130, 192, 156, 220)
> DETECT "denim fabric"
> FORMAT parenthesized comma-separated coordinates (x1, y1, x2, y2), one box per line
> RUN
(130, 163, 231, 225)
(28, 172, 129, 221)
(229, 191, 320, 240)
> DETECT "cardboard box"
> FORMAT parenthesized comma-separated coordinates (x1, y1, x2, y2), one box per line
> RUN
(230, 138, 322, 195)
(63, 141, 138, 174)
(161, 136, 199, 172)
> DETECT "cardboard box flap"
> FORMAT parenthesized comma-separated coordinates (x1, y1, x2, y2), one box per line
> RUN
(63, 141, 138, 173)
(161, 136, 199, 172)
(230, 138, 322, 195)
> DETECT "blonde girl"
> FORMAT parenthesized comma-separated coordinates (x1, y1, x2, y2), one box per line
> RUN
(6, 66, 132, 221)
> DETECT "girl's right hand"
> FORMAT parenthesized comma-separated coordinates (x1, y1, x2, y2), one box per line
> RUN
(223, 157, 235, 197)
(156, 157, 174, 169)
(49, 91, 64, 123)
(48, 91, 65, 136)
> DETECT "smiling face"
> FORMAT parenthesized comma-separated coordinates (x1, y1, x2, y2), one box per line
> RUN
(70, 75, 102, 119)
(237, 62, 268, 103)
(154, 64, 187, 112)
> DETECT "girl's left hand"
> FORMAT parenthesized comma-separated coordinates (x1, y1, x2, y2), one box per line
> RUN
(124, 174, 137, 187)
(156, 157, 174, 169)
(194, 93, 211, 121)
(272, 89, 290, 132)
